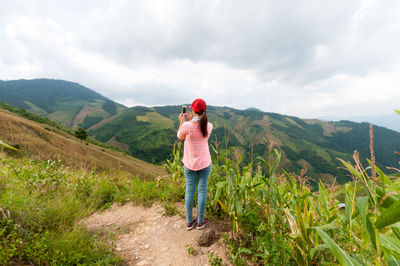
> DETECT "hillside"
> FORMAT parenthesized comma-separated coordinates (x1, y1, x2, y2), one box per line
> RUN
(89, 105, 400, 184)
(0, 79, 126, 128)
(1, 78, 399, 185)
(0, 107, 165, 179)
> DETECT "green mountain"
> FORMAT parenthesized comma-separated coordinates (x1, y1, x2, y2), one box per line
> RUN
(1, 79, 399, 186)
(0, 79, 126, 128)
(89, 105, 400, 185)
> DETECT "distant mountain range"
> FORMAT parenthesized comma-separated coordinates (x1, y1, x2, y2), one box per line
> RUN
(1, 79, 399, 186)
(319, 114, 400, 133)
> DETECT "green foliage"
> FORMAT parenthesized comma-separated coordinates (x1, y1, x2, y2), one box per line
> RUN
(163, 141, 185, 188)
(79, 116, 103, 129)
(102, 100, 118, 116)
(186, 244, 197, 255)
(90, 105, 400, 187)
(0, 155, 180, 264)
(74, 127, 87, 142)
(209, 252, 223, 266)
(167, 136, 400, 265)
(0, 79, 113, 127)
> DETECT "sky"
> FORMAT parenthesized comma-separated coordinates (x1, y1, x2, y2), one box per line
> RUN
(1, 0, 400, 121)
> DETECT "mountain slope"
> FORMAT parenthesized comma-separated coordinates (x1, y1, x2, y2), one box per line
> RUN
(0, 79, 126, 128)
(1, 78, 398, 185)
(0, 107, 165, 179)
(89, 105, 400, 184)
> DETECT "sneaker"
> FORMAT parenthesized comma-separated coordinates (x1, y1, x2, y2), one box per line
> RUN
(196, 218, 210, 230)
(186, 217, 197, 230)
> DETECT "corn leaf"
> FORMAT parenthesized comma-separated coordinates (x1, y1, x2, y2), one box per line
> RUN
(284, 208, 300, 236)
(319, 181, 330, 218)
(315, 227, 361, 266)
(385, 253, 400, 266)
(376, 199, 400, 229)
(356, 196, 368, 230)
(366, 215, 378, 251)
(345, 184, 352, 224)
(395, 109, 400, 116)
(380, 234, 400, 260)
(269, 149, 281, 177)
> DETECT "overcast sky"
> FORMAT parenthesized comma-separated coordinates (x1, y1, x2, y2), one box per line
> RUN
(1, 0, 399, 119)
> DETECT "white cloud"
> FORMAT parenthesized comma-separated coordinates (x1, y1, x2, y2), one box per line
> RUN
(0, 0, 399, 119)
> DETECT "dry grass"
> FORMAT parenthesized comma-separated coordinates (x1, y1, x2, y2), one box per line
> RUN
(0, 109, 165, 179)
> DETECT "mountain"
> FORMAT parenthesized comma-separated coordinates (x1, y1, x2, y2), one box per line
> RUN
(0, 102, 165, 179)
(319, 113, 400, 133)
(1, 78, 399, 186)
(89, 105, 400, 185)
(0, 79, 126, 128)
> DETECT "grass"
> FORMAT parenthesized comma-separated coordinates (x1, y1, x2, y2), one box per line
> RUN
(0, 109, 165, 179)
(0, 154, 184, 264)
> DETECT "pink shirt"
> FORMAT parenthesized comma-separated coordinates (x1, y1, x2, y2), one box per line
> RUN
(177, 121, 213, 171)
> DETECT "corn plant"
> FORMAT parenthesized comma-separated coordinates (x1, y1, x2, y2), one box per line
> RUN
(163, 141, 185, 188)
(330, 157, 400, 265)
(166, 123, 400, 265)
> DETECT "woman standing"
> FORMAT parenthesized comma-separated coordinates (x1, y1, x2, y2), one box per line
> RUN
(177, 99, 213, 230)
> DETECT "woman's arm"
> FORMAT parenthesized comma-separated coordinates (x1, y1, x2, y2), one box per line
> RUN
(177, 113, 188, 140)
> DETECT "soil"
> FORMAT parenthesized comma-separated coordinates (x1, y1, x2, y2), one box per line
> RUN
(81, 203, 232, 265)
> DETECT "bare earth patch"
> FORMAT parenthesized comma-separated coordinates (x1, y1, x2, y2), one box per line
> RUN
(81, 203, 231, 265)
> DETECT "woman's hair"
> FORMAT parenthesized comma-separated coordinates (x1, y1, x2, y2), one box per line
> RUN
(195, 110, 208, 137)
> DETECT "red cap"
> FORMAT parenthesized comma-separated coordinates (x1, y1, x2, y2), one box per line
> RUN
(189, 98, 207, 113)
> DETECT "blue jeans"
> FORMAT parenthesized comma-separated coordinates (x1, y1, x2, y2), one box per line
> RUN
(184, 165, 211, 224)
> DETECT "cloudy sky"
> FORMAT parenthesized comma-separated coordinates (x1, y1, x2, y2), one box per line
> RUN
(1, 0, 399, 120)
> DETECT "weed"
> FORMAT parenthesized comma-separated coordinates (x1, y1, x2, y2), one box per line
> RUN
(163, 203, 178, 216)
(209, 252, 223, 266)
(185, 244, 197, 255)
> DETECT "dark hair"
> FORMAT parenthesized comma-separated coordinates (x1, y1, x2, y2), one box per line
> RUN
(195, 110, 208, 137)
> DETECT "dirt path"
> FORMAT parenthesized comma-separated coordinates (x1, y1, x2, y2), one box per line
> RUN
(81, 203, 231, 265)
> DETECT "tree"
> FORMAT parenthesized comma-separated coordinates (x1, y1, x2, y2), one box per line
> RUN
(75, 128, 87, 143)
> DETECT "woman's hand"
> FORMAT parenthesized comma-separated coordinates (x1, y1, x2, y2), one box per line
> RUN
(179, 113, 185, 124)
(186, 112, 192, 121)
(179, 112, 192, 124)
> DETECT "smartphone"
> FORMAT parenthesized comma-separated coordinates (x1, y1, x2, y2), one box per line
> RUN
(182, 105, 187, 113)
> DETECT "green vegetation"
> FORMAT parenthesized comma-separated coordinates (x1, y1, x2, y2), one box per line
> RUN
(89, 107, 176, 164)
(0, 155, 183, 264)
(80, 116, 104, 129)
(102, 100, 118, 116)
(1, 79, 399, 187)
(91, 105, 400, 187)
(0, 79, 125, 127)
(185, 244, 197, 255)
(1, 105, 399, 265)
(74, 127, 87, 142)
(165, 130, 400, 265)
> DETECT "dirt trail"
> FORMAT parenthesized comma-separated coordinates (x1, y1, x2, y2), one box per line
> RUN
(81, 203, 231, 266)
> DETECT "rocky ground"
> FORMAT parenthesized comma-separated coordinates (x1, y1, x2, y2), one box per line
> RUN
(81, 203, 231, 265)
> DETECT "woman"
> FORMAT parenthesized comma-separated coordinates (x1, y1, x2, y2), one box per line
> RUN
(177, 98, 213, 230)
